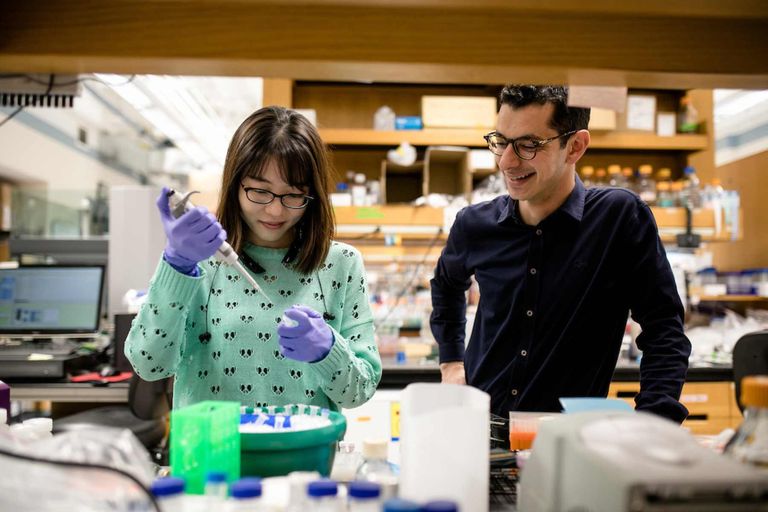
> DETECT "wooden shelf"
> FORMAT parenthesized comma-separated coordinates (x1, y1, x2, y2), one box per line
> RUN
(334, 205, 739, 251)
(320, 128, 708, 151)
(699, 295, 768, 302)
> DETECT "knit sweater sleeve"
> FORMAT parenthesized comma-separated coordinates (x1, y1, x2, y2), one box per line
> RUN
(311, 244, 381, 408)
(124, 258, 207, 381)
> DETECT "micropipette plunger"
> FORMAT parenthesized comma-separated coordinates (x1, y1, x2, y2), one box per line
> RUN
(166, 189, 273, 302)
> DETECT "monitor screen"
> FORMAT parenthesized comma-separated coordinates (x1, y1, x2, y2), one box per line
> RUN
(0, 265, 105, 334)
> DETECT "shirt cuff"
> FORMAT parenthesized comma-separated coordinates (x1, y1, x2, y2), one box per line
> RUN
(310, 329, 348, 380)
(152, 258, 204, 299)
(438, 341, 465, 363)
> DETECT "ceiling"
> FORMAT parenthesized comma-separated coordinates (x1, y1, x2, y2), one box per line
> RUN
(86, 74, 265, 175)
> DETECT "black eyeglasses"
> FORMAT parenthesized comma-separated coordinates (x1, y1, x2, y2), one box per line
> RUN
(483, 130, 577, 159)
(241, 185, 314, 209)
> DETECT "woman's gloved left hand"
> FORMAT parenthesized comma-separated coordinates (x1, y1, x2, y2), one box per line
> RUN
(277, 305, 334, 363)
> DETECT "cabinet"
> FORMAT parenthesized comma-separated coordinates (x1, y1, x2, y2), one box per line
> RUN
(292, 82, 708, 198)
(608, 381, 741, 435)
(333, 205, 738, 264)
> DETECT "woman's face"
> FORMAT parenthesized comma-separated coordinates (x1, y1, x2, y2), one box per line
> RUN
(239, 159, 310, 248)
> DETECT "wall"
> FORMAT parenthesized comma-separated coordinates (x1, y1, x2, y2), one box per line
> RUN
(711, 149, 768, 270)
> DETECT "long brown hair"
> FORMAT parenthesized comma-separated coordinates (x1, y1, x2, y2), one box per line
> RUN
(217, 106, 335, 274)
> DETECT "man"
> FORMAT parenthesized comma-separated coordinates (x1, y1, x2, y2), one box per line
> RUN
(430, 85, 691, 423)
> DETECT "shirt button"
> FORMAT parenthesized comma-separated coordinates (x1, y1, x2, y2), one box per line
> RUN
(529, 268, 537, 275)
(526, 310, 534, 317)
(535, 229, 542, 236)
(511, 389, 518, 396)
(521, 350, 528, 357)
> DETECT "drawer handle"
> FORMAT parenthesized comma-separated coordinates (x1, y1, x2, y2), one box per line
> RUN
(616, 390, 638, 398)
(685, 414, 708, 421)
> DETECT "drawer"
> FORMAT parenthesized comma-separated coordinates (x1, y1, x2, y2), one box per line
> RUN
(607, 381, 734, 418)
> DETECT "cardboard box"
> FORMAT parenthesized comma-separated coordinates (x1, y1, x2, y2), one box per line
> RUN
(424, 146, 470, 200)
(421, 96, 497, 129)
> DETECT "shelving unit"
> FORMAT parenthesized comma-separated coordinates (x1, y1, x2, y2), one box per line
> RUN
(334, 205, 740, 263)
(698, 295, 768, 302)
(320, 128, 709, 151)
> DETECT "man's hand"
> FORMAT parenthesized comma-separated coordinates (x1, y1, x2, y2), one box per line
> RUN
(440, 361, 466, 385)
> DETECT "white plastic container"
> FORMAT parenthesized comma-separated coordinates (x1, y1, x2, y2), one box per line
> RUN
(399, 383, 490, 512)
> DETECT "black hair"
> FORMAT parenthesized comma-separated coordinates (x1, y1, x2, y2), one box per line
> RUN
(499, 85, 590, 146)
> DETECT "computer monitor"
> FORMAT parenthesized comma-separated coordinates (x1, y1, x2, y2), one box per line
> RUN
(0, 265, 105, 335)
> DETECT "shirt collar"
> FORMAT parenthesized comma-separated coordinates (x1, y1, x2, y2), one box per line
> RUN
(497, 175, 586, 226)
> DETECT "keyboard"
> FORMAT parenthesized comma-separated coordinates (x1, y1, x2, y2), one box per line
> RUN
(0, 341, 78, 357)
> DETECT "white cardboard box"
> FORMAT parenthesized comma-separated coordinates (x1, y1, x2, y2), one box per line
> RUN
(421, 96, 497, 129)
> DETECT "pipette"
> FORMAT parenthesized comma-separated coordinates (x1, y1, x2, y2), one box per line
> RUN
(166, 189, 273, 303)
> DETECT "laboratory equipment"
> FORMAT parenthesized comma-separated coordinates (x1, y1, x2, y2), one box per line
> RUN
(230, 478, 263, 510)
(166, 189, 272, 302)
(330, 440, 362, 482)
(204, 471, 229, 503)
(725, 375, 768, 468)
(382, 498, 421, 512)
(170, 400, 241, 494)
(422, 501, 459, 512)
(518, 411, 768, 511)
(399, 383, 489, 512)
(355, 439, 398, 499)
(306, 479, 342, 511)
(347, 481, 382, 511)
(240, 404, 346, 478)
(151, 477, 187, 512)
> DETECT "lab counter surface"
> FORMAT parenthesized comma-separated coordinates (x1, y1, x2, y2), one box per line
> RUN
(7, 361, 732, 401)
(379, 357, 734, 388)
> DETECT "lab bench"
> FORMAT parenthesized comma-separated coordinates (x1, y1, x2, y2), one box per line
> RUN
(379, 358, 740, 434)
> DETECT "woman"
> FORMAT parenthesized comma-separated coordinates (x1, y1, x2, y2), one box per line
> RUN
(125, 106, 381, 411)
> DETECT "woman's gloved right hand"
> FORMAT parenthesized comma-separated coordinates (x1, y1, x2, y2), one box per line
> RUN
(156, 187, 226, 275)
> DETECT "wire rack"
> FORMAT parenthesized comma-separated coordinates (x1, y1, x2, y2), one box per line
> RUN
(489, 413, 518, 510)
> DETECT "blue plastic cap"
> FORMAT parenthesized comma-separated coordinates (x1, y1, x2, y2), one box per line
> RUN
(683, 166, 696, 175)
(307, 479, 338, 497)
(337, 182, 349, 191)
(422, 500, 459, 512)
(383, 498, 422, 512)
(151, 477, 185, 497)
(206, 471, 227, 483)
(231, 477, 262, 498)
(348, 481, 381, 499)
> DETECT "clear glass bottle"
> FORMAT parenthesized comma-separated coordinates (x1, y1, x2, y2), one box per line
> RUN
(636, 165, 657, 205)
(594, 167, 607, 187)
(286, 471, 321, 512)
(678, 96, 699, 133)
(579, 165, 594, 187)
(725, 375, 768, 469)
(656, 182, 674, 208)
(229, 477, 263, 511)
(621, 166, 635, 192)
(356, 439, 398, 499)
(150, 477, 187, 512)
(330, 440, 362, 482)
(347, 481, 382, 512)
(306, 479, 342, 512)
(204, 471, 228, 506)
(607, 164, 625, 188)
(682, 166, 702, 208)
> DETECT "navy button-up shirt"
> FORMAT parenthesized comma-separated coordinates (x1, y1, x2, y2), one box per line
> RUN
(430, 178, 691, 422)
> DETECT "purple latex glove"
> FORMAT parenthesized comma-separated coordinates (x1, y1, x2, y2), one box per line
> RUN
(156, 187, 226, 275)
(277, 305, 334, 363)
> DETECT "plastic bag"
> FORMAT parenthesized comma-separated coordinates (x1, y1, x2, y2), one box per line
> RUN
(0, 426, 158, 512)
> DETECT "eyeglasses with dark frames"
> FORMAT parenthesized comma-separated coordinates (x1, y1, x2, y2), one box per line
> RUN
(241, 185, 314, 209)
(483, 130, 578, 160)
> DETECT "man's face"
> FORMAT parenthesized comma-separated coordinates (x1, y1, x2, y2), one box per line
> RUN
(494, 103, 572, 206)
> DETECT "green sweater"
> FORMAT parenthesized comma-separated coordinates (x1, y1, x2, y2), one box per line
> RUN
(125, 241, 382, 411)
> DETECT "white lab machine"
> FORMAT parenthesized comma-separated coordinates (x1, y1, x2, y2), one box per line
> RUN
(518, 411, 768, 512)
